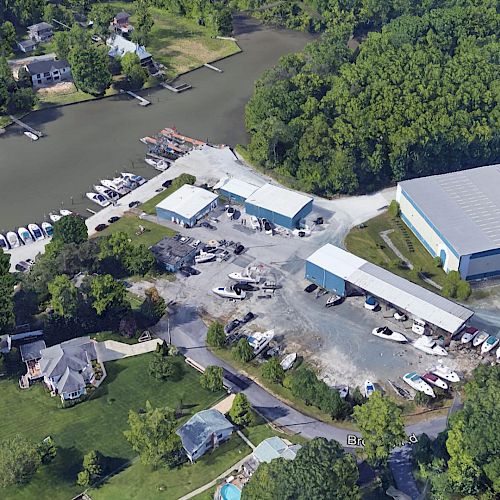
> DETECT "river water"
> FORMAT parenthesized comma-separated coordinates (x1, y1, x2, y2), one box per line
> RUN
(0, 16, 311, 230)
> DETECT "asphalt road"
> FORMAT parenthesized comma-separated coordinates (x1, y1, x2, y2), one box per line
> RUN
(153, 306, 448, 447)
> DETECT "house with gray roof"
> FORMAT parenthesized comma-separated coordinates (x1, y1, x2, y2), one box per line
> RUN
(27, 22, 53, 42)
(20, 339, 46, 380)
(176, 409, 233, 462)
(39, 337, 97, 401)
(17, 39, 39, 53)
(243, 437, 301, 475)
(26, 59, 71, 87)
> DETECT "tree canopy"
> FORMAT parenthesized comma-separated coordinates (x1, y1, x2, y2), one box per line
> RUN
(53, 214, 88, 245)
(48, 274, 79, 318)
(200, 365, 224, 392)
(206, 321, 226, 348)
(0, 435, 41, 487)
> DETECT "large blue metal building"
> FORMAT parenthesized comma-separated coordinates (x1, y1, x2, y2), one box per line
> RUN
(244, 183, 313, 229)
(217, 178, 259, 204)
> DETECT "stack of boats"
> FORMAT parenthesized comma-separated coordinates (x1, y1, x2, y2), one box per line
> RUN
(85, 172, 146, 208)
(403, 364, 460, 398)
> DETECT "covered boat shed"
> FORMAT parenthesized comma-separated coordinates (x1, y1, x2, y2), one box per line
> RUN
(245, 183, 313, 229)
(306, 244, 473, 335)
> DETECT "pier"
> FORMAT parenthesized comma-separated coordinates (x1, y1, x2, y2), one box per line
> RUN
(9, 115, 43, 138)
(204, 63, 223, 73)
(122, 90, 151, 106)
(160, 82, 192, 93)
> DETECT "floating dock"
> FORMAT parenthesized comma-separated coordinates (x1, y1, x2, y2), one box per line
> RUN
(123, 90, 150, 106)
(162, 127, 206, 147)
(9, 115, 43, 138)
(160, 82, 192, 93)
(204, 63, 223, 73)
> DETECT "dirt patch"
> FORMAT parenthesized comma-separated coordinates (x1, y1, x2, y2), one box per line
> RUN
(36, 81, 76, 96)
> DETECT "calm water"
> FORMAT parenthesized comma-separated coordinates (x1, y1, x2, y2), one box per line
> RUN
(0, 16, 311, 229)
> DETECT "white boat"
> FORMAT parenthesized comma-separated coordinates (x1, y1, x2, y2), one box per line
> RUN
(413, 336, 448, 356)
(364, 296, 378, 310)
(212, 286, 247, 300)
(472, 331, 489, 347)
(431, 364, 460, 383)
(145, 157, 170, 170)
(481, 336, 499, 354)
(228, 271, 259, 284)
(6, 231, 20, 248)
(326, 294, 343, 307)
(403, 372, 435, 397)
(364, 380, 375, 398)
(120, 176, 138, 190)
(86, 192, 110, 207)
(226, 206, 235, 219)
(249, 215, 260, 230)
(28, 223, 44, 241)
(49, 213, 61, 222)
(412, 319, 426, 335)
(101, 179, 130, 196)
(461, 326, 479, 344)
(247, 330, 275, 356)
(195, 251, 216, 264)
(280, 352, 297, 371)
(94, 185, 120, 200)
(0, 233, 9, 250)
(371, 326, 407, 343)
(393, 311, 407, 321)
(59, 209, 73, 217)
(422, 372, 448, 390)
(24, 131, 38, 141)
(121, 172, 146, 186)
(41, 222, 53, 237)
(18, 227, 34, 245)
(335, 385, 349, 399)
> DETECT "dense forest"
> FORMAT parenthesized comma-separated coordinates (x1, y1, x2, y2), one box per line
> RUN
(245, 0, 500, 195)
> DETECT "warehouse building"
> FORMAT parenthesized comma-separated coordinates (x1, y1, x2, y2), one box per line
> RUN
(151, 236, 200, 272)
(215, 177, 260, 204)
(156, 184, 218, 228)
(305, 244, 473, 335)
(397, 164, 500, 281)
(245, 184, 313, 229)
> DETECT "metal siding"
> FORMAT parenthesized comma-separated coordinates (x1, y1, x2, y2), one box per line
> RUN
(245, 201, 309, 229)
(324, 271, 346, 296)
(305, 262, 346, 296)
(292, 199, 313, 226)
(465, 251, 500, 280)
(219, 188, 246, 205)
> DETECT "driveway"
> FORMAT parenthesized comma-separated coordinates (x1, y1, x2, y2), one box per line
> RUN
(388, 445, 421, 499)
(152, 306, 447, 447)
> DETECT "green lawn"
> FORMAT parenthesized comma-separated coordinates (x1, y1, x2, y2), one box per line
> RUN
(345, 211, 447, 291)
(96, 214, 176, 246)
(140, 183, 182, 215)
(36, 85, 119, 109)
(91, 330, 138, 345)
(1, 353, 224, 500)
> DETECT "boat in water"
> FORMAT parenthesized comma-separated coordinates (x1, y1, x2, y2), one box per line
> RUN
(6, 231, 20, 248)
(280, 352, 297, 371)
(248, 330, 275, 357)
(94, 185, 120, 201)
(472, 331, 489, 347)
(28, 223, 44, 241)
(431, 364, 460, 383)
(86, 192, 110, 207)
(18, 227, 34, 245)
(195, 251, 216, 264)
(212, 286, 247, 300)
(101, 179, 130, 196)
(49, 213, 62, 222)
(335, 385, 349, 399)
(145, 157, 171, 170)
(413, 336, 448, 356)
(422, 372, 448, 390)
(371, 326, 407, 343)
(403, 372, 435, 397)
(364, 380, 376, 398)
(24, 131, 38, 141)
(0, 233, 9, 250)
(41, 222, 53, 237)
(481, 336, 499, 354)
(460, 326, 479, 344)
(121, 172, 147, 186)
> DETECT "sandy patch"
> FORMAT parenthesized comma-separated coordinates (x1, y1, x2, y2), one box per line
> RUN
(36, 81, 76, 96)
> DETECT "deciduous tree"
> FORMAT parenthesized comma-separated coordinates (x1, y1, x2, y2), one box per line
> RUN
(200, 365, 223, 392)
(53, 214, 88, 244)
(0, 435, 41, 487)
(228, 393, 252, 426)
(206, 321, 225, 348)
(232, 338, 253, 363)
(261, 357, 285, 384)
(48, 274, 79, 318)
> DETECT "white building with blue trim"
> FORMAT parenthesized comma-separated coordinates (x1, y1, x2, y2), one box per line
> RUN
(397, 164, 500, 281)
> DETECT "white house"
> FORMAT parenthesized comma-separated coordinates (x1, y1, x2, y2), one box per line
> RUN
(27, 22, 53, 42)
(106, 34, 152, 67)
(38, 337, 97, 401)
(26, 59, 71, 87)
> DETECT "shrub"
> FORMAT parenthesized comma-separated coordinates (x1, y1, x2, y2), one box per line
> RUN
(261, 357, 285, 384)
(388, 200, 400, 217)
(232, 338, 253, 363)
(433, 256, 442, 268)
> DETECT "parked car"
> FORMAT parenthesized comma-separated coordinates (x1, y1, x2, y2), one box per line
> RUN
(95, 223, 108, 232)
(162, 180, 173, 188)
(180, 266, 200, 276)
(91, 34, 102, 42)
(224, 319, 241, 335)
(234, 243, 245, 255)
(200, 221, 216, 230)
(304, 283, 318, 293)
(15, 261, 30, 272)
(129, 201, 141, 208)
(108, 216, 120, 224)
(242, 312, 255, 323)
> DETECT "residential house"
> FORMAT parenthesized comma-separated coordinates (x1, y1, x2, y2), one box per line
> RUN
(243, 437, 302, 476)
(106, 34, 153, 68)
(38, 337, 97, 401)
(27, 22, 54, 42)
(17, 39, 39, 53)
(112, 11, 134, 36)
(26, 59, 71, 87)
(176, 409, 233, 462)
(20, 339, 47, 381)
(150, 235, 200, 272)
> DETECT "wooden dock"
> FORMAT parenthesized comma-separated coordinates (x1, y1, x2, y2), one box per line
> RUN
(204, 63, 223, 73)
(160, 82, 192, 93)
(9, 115, 43, 137)
(123, 90, 150, 106)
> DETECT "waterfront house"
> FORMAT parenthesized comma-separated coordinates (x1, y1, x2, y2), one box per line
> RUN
(17, 39, 39, 53)
(112, 11, 134, 36)
(27, 22, 53, 42)
(107, 34, 152, 67)
(38, 337, 97, 401)
(26, 59, 71, 87)
(176, 409, 233, 462)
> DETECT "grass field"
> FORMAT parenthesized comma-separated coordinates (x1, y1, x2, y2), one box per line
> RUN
(96, 214, 176, 246)
(140, 180, 188, 215)
(1, 353, 224, 500)
(345, 211, 447, 290)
